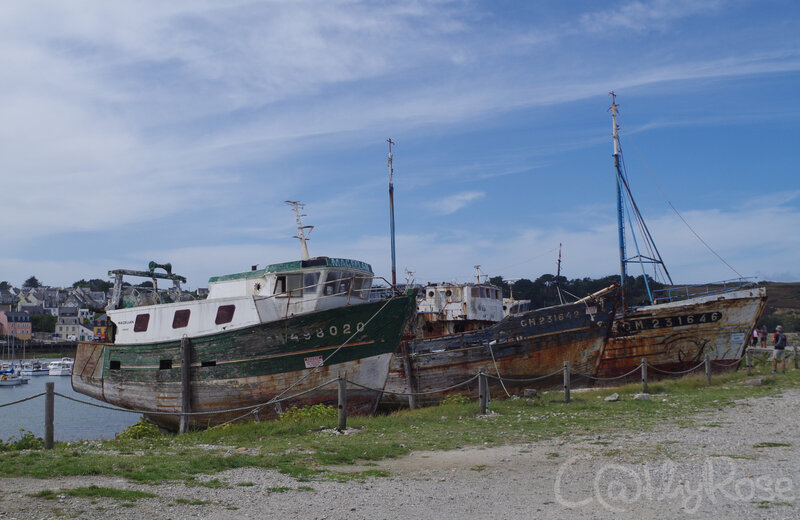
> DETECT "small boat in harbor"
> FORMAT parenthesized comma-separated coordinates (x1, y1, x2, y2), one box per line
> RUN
(48, 358, 74, 376)
(19, 361, 49, 376)
(597, 93, 766, 377)
(73, 203, 417, 430)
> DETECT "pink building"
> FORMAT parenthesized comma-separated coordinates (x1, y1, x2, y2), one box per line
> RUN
(0, 311, 32, 340)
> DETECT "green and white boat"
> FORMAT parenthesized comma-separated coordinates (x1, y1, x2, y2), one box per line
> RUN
(73, 203, 417, 430)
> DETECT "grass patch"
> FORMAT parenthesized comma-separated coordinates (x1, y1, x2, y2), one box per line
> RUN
(175, 498, 212, 505)
(5, 366, 799, 485)
(28, 486, 156, 502)
(27, 489, 57, 500)
(470, 464, 487, 471)
(266, 486, 293, 493)
(236, 482, 255, 487)
(753, 442, 791, 448)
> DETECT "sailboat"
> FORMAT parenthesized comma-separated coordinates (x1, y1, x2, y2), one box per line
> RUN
(596, 93, 767, 377)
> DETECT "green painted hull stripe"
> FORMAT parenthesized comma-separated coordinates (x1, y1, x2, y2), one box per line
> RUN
(119, 339, 376, 370)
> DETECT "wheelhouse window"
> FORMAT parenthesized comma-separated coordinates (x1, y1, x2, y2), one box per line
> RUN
(133, 313, 150, 332)
(471, 287, 479, 298)
(275, 274, 303, 297)
(172, 309, 191, 329)
(215, 305, 235, 325)
(303, 272, 320, 294)
(324, 271, 342, 296)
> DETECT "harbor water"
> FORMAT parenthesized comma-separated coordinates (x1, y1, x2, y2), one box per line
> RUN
(0, 371, 141, 442)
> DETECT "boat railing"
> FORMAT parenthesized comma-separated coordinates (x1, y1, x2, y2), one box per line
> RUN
(651, 277, 760, 304)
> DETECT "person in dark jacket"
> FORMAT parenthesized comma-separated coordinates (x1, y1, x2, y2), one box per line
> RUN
(772, 325, 787, 374)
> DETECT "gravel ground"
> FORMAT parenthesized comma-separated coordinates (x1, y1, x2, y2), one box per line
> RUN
(2, 390, 798, 520)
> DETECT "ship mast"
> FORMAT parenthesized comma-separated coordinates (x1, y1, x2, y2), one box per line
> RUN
(285, 200, 313, 261)
(609, 92, 673, 309)
(474, 265, 482, 284)
(610, 91, 628, 310)
(387, 138, 397, 287)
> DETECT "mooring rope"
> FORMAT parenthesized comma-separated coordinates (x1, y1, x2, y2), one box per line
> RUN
(0, 392, 46, 408)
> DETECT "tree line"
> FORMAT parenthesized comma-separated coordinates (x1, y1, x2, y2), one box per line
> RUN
(488, 273, 662, 309)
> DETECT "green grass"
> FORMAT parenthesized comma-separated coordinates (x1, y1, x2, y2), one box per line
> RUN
(753, 442, 792, 448)
(5, 366, 799, 486)
(28, 485, 156, 501)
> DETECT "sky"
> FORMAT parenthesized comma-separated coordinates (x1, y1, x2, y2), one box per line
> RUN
(1, 0, 799, 290)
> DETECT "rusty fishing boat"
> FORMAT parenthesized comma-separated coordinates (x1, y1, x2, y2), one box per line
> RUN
(596, 93, 766, 378)
(382, 284, 617, 407)
(72, 202, 416, 430)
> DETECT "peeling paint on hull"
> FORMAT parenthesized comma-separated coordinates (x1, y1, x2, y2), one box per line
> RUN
(382, 291, 617, 407)
(597, 287, 767, 377)
(72, 295, 416, 430)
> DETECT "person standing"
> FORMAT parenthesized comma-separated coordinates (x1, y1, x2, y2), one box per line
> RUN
(772, 325, 787, 374)
(752, 327, 759, 346)
(760, 325, 768, 348)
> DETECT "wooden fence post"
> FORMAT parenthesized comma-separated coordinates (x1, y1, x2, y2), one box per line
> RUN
(45, 381, 54, 450)
(337, 375, 347, 431)
(180, 336, 191, 434)
(795, 347, 799, 370)
(401, 342, 417, 410)
(705, 354, 711, 384)
(641, 358, 648, 393)
(745, 348, 752, 376)
(563, 361, 571, 403)
(478, 370, 488, 415)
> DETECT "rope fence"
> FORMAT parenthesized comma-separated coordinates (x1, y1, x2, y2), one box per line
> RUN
(4, 346, 794, 448)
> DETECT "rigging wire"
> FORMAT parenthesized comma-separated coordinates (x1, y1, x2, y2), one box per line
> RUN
(617, 116, 744, 279)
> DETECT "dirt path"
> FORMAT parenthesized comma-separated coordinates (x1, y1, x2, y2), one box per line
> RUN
(2, 390, 799, 519)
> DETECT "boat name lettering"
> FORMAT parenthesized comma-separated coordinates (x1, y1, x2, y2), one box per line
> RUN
(520, 310, 582, 328)
(616, 311, 722, 334)
(327, 258, 370, 271)
(263, 322, 365, 346)
(117, 320, 134, 325)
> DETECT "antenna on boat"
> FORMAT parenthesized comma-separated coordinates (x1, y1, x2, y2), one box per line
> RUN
(404, 269, 415, 287)
(387, 138, 397, 287)
(474, 265, 484, 284)
(555, 243, 565, 305)
(285, 200, 313, 261)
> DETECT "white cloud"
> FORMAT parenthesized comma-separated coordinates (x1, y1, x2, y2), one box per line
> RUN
(426, 191, 486, 215)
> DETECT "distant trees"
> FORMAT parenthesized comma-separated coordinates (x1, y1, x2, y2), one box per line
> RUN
(31, 314, 57, 333)
(72, 278, 114, 292)
(0, 281, 10, 291)
(23, 276, 42, 289)
(490, 273, 662, 309)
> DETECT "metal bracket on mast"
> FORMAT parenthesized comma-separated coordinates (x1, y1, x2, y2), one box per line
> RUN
(285, 200, 313, 261)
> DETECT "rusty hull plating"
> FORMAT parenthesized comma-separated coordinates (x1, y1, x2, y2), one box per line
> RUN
(382, 286, 617, 407)
(597, 286, 767, 377)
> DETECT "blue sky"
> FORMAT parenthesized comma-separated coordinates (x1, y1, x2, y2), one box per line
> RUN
(1, 0, 799, 290)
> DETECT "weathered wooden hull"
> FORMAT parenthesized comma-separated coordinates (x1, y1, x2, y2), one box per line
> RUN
(73, 294, 416, 430)
(597, 287, 767, 377)
(382, 290, 617, 407)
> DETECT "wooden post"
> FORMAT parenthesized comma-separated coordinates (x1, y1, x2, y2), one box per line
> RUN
(401, 343, 417, 409)
(478, 370, 488, 415)
(45, 381, 54, 450)
(641, 358, 648, 393)
(704, 354, 711, 384)
(179, 336, 191, 434)
(563, 361, 571, 403)
(745, 348, 752, 376)
(794, 347, 799, 370)
(337, 375, 347, 431)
